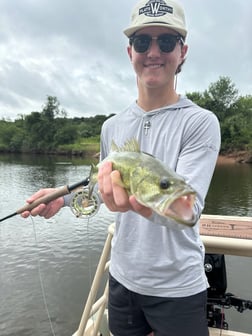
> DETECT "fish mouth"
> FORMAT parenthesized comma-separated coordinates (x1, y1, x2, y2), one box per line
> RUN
(156, 191, 196, 226)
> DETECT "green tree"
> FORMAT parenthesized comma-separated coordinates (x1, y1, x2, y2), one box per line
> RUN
(187, 76, 251, 153)
(207, 76, 239, 122)
(24, 96, 65, 151)
(223, 95, 252, 151)
(54, 122, 77, 145)
(187, 76, 239, 123)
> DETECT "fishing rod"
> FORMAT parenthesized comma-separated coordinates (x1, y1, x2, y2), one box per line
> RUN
(0, 177, 93, 222)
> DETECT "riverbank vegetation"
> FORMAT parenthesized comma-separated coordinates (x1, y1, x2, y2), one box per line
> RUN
(0, 76, 251, 161)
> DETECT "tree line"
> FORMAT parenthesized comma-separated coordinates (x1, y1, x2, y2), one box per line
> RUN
(0, 96, 113, 154)
(0, 76, 251, 154)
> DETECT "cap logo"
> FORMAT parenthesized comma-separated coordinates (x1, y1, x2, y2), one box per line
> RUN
(139, 0, 173, 17)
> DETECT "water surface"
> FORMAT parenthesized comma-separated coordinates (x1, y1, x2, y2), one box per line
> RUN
(0, 155, 251, 335)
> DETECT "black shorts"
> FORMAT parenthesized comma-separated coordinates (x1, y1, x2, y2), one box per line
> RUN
(109, 274, 209, 336)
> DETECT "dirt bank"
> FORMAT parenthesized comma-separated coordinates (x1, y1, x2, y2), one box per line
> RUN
(217, 155, 236, 164)
(217, 151, 252, 165)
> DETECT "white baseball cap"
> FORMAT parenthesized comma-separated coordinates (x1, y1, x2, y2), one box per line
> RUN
(124, 0, 187, 38)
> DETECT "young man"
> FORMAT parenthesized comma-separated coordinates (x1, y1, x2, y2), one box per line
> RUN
(22, 0, 221, 335)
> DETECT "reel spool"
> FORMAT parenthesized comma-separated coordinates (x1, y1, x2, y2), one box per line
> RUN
(70, 188, 100, 218)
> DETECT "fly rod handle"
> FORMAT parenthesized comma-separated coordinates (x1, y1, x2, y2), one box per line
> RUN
(16, 186, 70, 214)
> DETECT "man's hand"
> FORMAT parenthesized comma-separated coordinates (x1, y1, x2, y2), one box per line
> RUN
(98, 161, 152, 218)
(21, 188, 64, 219)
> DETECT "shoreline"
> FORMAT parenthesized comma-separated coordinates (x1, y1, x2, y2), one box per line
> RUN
(217, 151, 252, 165)
(217, 155, 237, 165)
(0, 148, 251, 164)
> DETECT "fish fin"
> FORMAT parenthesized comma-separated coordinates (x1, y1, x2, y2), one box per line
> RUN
(88, 163, 98, 198)
(111, 138, 140, 153)
(110, 140, 120, 152)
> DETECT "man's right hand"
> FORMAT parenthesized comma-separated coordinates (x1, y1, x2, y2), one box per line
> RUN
(21, 188, 64, 219)
(98, 161, 152, 218)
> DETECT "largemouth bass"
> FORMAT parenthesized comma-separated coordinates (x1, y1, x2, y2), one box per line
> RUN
(89, 139, 196, 226)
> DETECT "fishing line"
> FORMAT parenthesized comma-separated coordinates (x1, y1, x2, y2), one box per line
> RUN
(31, 216, 56, 336)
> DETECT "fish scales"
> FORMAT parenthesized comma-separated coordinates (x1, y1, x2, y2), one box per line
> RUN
(89, 139, 197, 226)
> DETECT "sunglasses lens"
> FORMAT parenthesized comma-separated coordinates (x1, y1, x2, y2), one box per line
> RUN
(131, 34, 180, 53)
(132, 35, 151, 53)
(158, 35, 178, 52)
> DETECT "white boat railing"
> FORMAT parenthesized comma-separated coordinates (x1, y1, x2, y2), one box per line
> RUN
(72, 215, 252, 336)
(72, 225, 113, 336)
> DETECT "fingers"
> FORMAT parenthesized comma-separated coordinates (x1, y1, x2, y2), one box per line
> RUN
(25, 188, 50, 204)
(21, 210, 33, 218)
(98, 161, 152, 218)
(129, 195, 152, 218)
(34, 199, 63, 219)
(98, 161, 131, 212)
(20, 203, 47, 218)
(111, 170, 131, 211)
(20, 188, 64, 219)
(98, 161, 116, 211)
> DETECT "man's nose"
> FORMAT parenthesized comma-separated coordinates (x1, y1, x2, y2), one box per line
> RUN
(147, 38, 161, 55)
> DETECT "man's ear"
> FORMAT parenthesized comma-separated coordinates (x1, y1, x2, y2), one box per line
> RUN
(176, 44, 188, 74)
(181, 44, 188, 60)
(127, 45, 133, 62)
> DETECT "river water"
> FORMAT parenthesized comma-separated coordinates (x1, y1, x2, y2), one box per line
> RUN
(0, 154, 251, 335)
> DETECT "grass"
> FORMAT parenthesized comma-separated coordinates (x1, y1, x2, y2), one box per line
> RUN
(58, 137, 100, 154)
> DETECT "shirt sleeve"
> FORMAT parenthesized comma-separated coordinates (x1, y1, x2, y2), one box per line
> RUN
(177, 111, 221, 214)
(151, 111, 221, 230)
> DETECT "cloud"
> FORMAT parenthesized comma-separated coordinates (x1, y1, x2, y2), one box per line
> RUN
(0, 0, 251, 120)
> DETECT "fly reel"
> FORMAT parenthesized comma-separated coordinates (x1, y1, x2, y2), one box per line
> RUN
(70, 188, 100, 218)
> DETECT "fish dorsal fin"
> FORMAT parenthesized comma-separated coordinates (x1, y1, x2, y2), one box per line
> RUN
(111, 138, 140, 153)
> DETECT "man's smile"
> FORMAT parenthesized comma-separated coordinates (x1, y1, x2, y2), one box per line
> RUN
(144, 63, 164, 68)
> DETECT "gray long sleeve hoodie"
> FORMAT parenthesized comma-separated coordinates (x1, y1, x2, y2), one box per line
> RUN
(100, 96, 221, 297)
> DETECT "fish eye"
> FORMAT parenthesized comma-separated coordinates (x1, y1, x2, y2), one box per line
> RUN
(160, 177, 171, 189)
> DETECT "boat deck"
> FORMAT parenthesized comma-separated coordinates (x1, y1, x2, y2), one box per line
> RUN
(73, 215, 252, 336)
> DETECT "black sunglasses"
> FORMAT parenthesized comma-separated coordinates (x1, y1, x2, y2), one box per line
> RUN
(129, 34, 184, 53)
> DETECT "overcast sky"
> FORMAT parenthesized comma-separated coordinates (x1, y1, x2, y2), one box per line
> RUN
(0, 0, 251, 120)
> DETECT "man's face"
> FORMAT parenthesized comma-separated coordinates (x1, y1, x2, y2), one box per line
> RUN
(127, 26, 188, 90)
